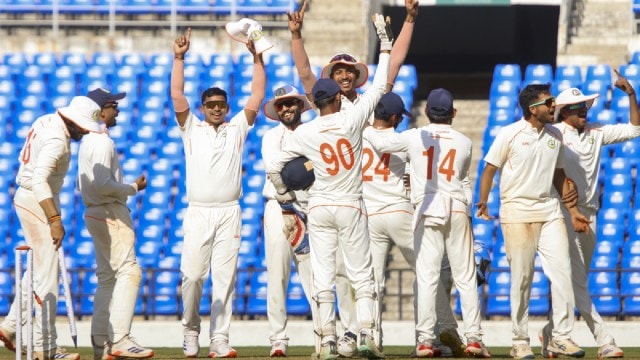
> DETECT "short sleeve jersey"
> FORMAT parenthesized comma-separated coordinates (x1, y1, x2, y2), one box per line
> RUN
(178, 111, 251, 205)
(484, 119, 564, 223)
(553, 121, 640, 210)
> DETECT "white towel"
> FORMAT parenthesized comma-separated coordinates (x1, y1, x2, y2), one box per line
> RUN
(413, 192, 452, 229)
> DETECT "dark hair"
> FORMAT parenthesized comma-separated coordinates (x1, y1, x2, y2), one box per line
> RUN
(426, 112, 453, 124)
(519, 83, 551, 118)
(314, 94, 338, 109)
(201, 87, 228, 105)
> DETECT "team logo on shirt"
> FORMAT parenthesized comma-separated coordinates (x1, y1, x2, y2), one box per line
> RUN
(588, 136, 595, 144)
(547, 139, 557, 149)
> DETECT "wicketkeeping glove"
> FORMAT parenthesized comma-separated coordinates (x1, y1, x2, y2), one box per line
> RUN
(280, 202, 310, 255)
(372, 13, 393, 52)
(474, 239, 491, 286)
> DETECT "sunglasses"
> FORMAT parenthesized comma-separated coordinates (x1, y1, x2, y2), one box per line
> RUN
(204, 100, 228, 110)
(103, 102, 118, 109)
(274, 99, 300, 111)
(529, 96, 555, 108)
(329, 53, 357, 63)
(567, 102, 587, 110)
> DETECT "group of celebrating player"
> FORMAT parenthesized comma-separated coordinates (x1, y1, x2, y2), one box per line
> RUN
(0, 0, 638, 358)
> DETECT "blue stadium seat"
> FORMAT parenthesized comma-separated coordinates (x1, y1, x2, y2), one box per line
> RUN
(591, 286, 620, 316)
(489, 95, 518, 113)
(136, 240, 162, 268)
(486, 271, 511, 316)
(2, 53, 27, 76)
(524, 64, 553, 85)
(119, 53, 147, 74)
(493, 64, 521, 84)
(60, 53, 87, 75)
(585, 64, 612, 87)
(149, 270, 180, 315)
(490, 80, 519, 99)
(79, 270, 98, 315)
(582, 79, 610, 102)
(142, 191, 171, 211)
(622, 284, 640, 316)
(552, 80, 577, 96)
(619, 64, 640, 83)
(287, 271, 310, 315)
(71, 240, 96, 268)
(33, 52, 58, 77)
(591, 254, 619, 270)
(601, 191, 632, 212)
(555, 65, 582, 86)
(137, 224, 165, 244)
(246, 270, 268, 315)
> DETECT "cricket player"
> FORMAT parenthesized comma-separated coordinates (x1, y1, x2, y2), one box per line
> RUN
(543, 72, 640, 359)
(261, 85, 314, 357)
(171, 27, 265, 358)
(0, 96, 101, 360)
(364, 89, 491, 358)
(80, 88, 154, 360)
(477, 84, 590, 359)
(266, 14, 392, 358)
(288, 1, 419, 354)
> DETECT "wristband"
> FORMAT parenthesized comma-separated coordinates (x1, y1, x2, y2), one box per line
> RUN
(48, 215, 61, 224)
(174, 55, 184, 60)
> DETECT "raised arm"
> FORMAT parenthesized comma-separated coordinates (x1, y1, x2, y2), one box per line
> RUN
(387, 0, 418, 92)
(243, 41, 266, 127)
(171, 27, 192, 128)
(288, 0, 316, 98)
(614, 69, 640, 126)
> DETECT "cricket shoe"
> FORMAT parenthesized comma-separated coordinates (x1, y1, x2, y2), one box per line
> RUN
(465, 338, 491, 358)
(597, 342, 624, 359)
(510, 344, 535, 359)
(0, 325, 16, 352)
(183, 335, 199, 358)
(547, 338, 585, 358)
(538, 324, 556, 358)
(33, 347, 80, 360)
(337, 331, 357, 357)
(106, 336, 154, 359)
(209, 339, 237, 358)
(438, 329, 465, 358)
(270, 340, 288, 357)
(413, 340, 436, 358)
(317, 340, 337, 360)
(358, 331, 385, 359)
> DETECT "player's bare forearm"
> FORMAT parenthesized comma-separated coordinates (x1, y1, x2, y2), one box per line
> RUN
(171, 27, 191, 126)
(292, 38, 316, 95)
(553, 168, 578, 209)
(387, 14, 416, 89)
(476, 163, 497, 219)
(244, 52, 265, 126)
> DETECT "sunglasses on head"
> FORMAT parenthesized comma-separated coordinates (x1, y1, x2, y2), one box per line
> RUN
(204, 100, 228, 110)
(330, 53, 357, 63)
(529, 96, 555, 108)
(103, 102, 118, 109)
(274, 99, 300, 111)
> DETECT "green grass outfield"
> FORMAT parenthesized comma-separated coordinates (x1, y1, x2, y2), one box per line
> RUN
(1, 347, 638, 359)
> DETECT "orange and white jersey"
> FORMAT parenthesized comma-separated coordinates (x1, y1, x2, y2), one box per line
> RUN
(178, 111, 251, 205)
(554, 121, 640, 210)
(484, 119, 564, 223)
(267, 53, 391, 201)
(365, 123, 472, 214)
(16, 113, 71, 201)
(362, 126, 409, 214)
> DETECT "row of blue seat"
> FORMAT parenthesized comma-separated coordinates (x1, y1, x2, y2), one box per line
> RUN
(0, 0, 297, 14)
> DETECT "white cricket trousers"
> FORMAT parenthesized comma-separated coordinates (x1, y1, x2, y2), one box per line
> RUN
(414, 211, 483, 343)
(181, 203, 241, 341)
(561, 206, 614, 346)
(84, 203, 142, 344)
(502, 218, 575, 344)
(263, 200, 313, 344)
(3, 187, 60, 352)
(308, 198, 376, 338)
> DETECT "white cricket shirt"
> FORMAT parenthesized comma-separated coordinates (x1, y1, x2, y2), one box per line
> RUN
(78, 131, 137, 207)
(16, 113, 72, 201)
(178, 111, 251, 205)
(484, 119, 565, 223)
(553, 121, 640, 210)
(266, 53, 390, 201)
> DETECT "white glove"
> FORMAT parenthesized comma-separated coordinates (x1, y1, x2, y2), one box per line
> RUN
(268, 171, 289, 195)
(372, 13, 393, 52)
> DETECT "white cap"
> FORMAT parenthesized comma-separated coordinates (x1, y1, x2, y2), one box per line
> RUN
(57, 96, 102, 132)
(554, 87, 599, 120)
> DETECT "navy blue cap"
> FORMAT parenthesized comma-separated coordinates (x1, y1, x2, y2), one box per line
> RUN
(312, 79, 340, 102)
(426, 88, 454, 116)
(281, 156, 315, 191)
(377, 92, 411, 117)
(87, 88, 126, 108)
